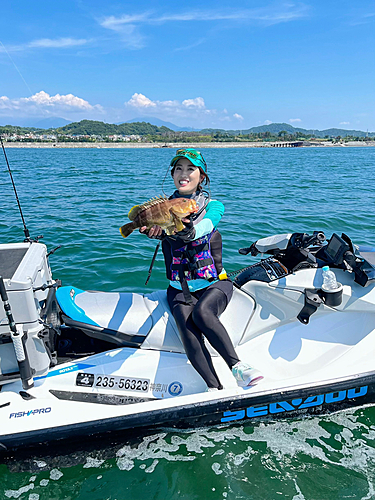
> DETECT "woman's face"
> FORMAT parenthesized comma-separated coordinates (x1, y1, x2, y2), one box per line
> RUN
(172, 158, 204, 195)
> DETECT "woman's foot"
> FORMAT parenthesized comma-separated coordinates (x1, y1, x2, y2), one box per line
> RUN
(232, 362, 263, 387)
(206, 387, 219, 392)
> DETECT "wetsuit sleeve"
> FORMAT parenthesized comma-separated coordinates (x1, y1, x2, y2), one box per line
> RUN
(194, 200, 224, 240)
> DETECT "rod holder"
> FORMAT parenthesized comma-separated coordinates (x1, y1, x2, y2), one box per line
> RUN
(0, 276, 34, 389)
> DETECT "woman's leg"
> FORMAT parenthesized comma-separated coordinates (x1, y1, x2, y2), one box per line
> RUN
(167, 287, 222, 389)
(192, 281, 240, 369)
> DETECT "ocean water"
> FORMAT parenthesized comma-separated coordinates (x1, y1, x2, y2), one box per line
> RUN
(1, 147, 375, 499)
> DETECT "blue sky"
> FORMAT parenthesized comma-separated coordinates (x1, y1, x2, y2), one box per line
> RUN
(0, 0, 374, 130)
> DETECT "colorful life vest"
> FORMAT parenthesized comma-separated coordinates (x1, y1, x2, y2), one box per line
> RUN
(162, 230, 223, 282)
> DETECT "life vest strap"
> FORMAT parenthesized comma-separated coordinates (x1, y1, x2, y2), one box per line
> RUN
(178, 268, 194, 305)
(175, 242, 210, 258)
(171, 258, 213, 274)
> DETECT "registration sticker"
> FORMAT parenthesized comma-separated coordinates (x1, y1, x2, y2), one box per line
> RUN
(76, 373, 150, 392)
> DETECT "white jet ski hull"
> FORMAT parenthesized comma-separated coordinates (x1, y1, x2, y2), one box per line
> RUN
(1, 231, 375, 452)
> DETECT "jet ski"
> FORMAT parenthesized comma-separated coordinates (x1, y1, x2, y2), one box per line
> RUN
(1, 229, 375, 453)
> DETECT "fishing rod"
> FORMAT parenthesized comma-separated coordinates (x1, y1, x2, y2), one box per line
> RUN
(0, 134, 38, 242)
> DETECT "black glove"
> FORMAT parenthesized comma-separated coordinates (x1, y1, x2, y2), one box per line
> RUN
(175, 219, 196, 243)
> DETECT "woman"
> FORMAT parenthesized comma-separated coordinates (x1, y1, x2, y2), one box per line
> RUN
(141, 148, 262, 391)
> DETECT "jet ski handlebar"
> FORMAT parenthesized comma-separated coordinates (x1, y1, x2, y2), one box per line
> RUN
(289, 231, 326, 250)
(240, 231, 326, 257)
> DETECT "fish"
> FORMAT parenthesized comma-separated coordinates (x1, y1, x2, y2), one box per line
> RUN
(119, 195, 198, 238)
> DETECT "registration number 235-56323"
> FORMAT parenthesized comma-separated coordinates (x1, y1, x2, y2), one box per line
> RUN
(76, 373, 150, 392)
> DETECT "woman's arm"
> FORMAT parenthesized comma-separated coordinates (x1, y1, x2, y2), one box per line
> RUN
(194, 200, 224, 239)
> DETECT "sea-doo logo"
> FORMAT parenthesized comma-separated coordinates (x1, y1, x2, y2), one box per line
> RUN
(221, 386, 368, 423)
(168, 381, 183, 396)
(9, 407, 52, 419)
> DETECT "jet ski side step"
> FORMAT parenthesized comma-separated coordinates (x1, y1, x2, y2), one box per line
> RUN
(49, 389, 157, 405)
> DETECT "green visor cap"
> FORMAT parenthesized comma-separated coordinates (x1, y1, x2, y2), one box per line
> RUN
(170, 148, 207, 174)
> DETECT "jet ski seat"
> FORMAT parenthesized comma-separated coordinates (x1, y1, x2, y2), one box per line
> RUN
(142, 288, 256, 356)
(56, 286, 255, 355)
(56, 287, 155, 347)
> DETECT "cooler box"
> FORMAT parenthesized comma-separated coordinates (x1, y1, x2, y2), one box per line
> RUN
(0, 242, 52, 379)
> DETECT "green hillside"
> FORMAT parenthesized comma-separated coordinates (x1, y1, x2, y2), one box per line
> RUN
(55, 120, 172, 135)
(201, 123, 375, 138)
(0, 125, 46, 134)
(1, 120, 374, 139)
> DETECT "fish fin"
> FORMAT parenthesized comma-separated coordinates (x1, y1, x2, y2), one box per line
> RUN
(171, 211, 184, 232)
(135, 195, 168, 213)
(165, 226, 175, 235)
(128, 205, 142, 221)
(120, 222, 136, 238)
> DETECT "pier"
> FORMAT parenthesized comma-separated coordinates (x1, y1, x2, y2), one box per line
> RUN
(270, 141, 304, 148)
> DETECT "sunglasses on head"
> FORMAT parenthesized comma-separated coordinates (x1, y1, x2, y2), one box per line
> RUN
(176, 149, 201, 159)
(176, 149, 207, 169)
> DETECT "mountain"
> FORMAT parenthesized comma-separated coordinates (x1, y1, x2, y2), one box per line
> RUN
(55, 119, 172, 135)
(33, 117, 72, 129)
(0, 117, 71, 129)
(125, 117, 200, 132)
(246, 123, 374, 138)
(2, 119, 373, 138)
(200, 123, 375, 138)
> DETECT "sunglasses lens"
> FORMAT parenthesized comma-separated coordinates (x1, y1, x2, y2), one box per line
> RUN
(179, 149, 198, 158)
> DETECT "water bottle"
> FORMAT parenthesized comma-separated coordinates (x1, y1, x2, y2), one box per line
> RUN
(322, 266, 339, 290)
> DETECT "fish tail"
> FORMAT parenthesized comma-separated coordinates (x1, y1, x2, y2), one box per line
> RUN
(119, 222, 136, 238)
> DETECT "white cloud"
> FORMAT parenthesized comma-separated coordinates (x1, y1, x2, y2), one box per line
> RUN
(0, 96, 11, 109)
(126, 93, 207, 113)
(264, 120, 272, 125)
(0, 38, 90, 53)
(174, 38, 206, 52)
(28, 38, 89, 48)
(127, 93, 156, 108)
(100, 4, 309, 48)
(0, 91, 102, 117)
(0, 90, 246, 128)
(348, 11, 375, 26)
(289, 118, 302, 123)
(20, 91, 95, 110)
(340, 121, 350, 125)
(182, 97, 205, 109)
(125, 92, 243, 126)
(99, 15, 148, 48)
(101, 5, 308, 28)
(100, 13, 151, 29)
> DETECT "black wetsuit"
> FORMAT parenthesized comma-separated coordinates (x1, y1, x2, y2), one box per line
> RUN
(167, 280, 239, 389)
(162, 191, 239, 389)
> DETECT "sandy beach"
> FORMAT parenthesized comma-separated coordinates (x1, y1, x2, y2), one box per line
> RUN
(3, 141, 375, 149)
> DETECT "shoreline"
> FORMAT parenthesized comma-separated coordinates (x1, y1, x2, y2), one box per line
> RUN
(3, 141, 375, 149)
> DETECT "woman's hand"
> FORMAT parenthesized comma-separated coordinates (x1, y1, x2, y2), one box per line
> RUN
(140, 225, 164, 239)
(175, 218, 195, 242)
